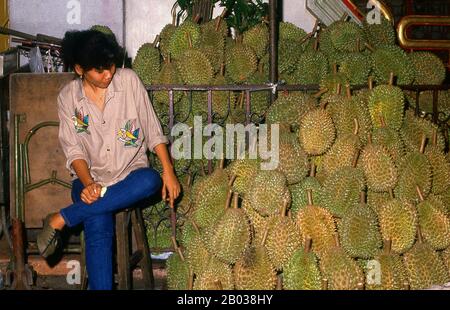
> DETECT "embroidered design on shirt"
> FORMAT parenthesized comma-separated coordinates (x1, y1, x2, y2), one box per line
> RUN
(118, 120, 140, 147)
(72, 107, 90, 134)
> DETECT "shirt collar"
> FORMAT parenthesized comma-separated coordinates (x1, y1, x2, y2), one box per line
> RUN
(75, 70, 123, 103)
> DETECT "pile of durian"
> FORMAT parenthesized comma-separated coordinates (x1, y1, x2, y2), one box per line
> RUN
(165, 79, 450, 290)
(130, 16, 450, 289)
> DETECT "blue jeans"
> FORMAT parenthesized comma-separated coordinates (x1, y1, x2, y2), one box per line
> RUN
(60, 168, 162, 290)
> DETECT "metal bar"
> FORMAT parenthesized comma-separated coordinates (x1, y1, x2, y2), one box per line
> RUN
(245, 90, 251, 126)
(415, 90, 420, 116)
(269, 0, 278, 104)
(25, 177, 72, 192)
(432, 89, 439, 123)
(18, 144, 24, 222)
(207, 90, 213, 175)
(14, 115, 20, 220)
(10, 218, 32, 290)
(0, 26, 36, 41)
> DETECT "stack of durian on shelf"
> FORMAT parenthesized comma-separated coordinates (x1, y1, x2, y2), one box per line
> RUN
(120, 14, 450, 289)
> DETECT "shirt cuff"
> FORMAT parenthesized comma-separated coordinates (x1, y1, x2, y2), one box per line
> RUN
(148, 135, 169, 153)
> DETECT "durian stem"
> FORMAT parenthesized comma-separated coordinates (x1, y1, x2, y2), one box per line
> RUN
(228, 175, 237, 187)
(220, 63, 225, 77)
(389, 72, 395, 86)
(353, 118, 359, 136)
(218, 158, 225, 170)
(364, 42, 375, 52)
(340, 12, 349, 21)
(214, 279, 223, 290)
(281, 198, 289, 217)
(309, 162, 316, 178)
(367, 133, 373, 145)
(261, 227, 269, 247)
(416, 185, 425, 202)
(239, 91, 245, 108)
(403, 282, 410, 290)
(187, 33, 193, 49)
(345, 84, 352, 99)
(233, 192, 239, 209)
(171, 236, 179, 252)
(389, 189, 395, 199)
(321, 278, 328, 290)
(360, 191, 366, 204)
(191, 220, 201, 235)
(417, 226, 423, 243)
(220, 8, 228, 19)
(336, 83, 342, 95)
(432, 128, 438, 146)
(188, 268, 194, 290)
(305, 237, 312, 253)
(193, 14, 201, 24)
(352, 150, 360, 168)
(356, 282, 365, 290)
(276, 275, 283, 290)
(314, 88, 328, 99)
(368, 76, 374, 90)
(307, 189, 313, 206)
(383, 239, 392, 255)
(176, 246, 185, 262)
(419, 134, 427, 154)
(334, 234, 340, 247)
(224, 189, 233, 210)
(333, 64, 338, 75)
(313, 38, 319, 51)
(379, 114, 387, 128)
(356, 38, 361, 53)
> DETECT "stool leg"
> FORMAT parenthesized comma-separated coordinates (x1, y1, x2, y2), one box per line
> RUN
(132, 208, 155, 290)
(116, 211, 131, 290)
(80, 231, 88, 290)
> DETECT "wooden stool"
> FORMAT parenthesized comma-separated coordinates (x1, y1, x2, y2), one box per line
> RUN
(80, 207, 154, 290)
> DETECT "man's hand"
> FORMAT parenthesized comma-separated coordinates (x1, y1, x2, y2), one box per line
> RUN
(161, 170, 181, 208)
(81, 182, 102, 205)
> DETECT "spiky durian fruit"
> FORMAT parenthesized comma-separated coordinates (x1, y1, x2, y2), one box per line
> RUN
(292, 48, 329, 85)
(371, 45, 415, 85)
(233, 245, 277, 290)
(191, 166, 229, 228)
(361, 138, 398, 192)
(229, 156, 260, 198)
(417, 188, 450, 251)
(403, 238, 450, 290)
(395, 136, 432, 204)
(193, 257, 234, 290)
(265, 201, 302, 270)
(290, 164, 323, 214)
(243, 23, 269, 59)
(132, 42, 160, 85)
(297, 191, 337, 258)
(248, 170, 290, 217)
(363, 16, 396, 48)
(377, 197, 417, 254)
(320, 70, 349, 95)
(339, 53, 371, 86)
(199, 18, 226, 74)
(401, 110, 446, 153)
(91, 25, 115, 37)
(278, 39, 303, 74)
(169, 20, 201, 60)
(319, 241, 365, 290)
(279, 22, 308, 42)
(339, 193, 382, 259)
(265, 92, 317, 130)
(204, 192, 251, 264)
(328, 20, 366, 53)
(275, 132, 309, 185)
(185, 234, 211, 276)
(372, 118, 405, 164)
(283, 239, 322, 290)
(367, 191, 391, 214)
(426, 146, 450, 195)
(365, 241, 409, 290)
(242, 198, 267, 245)
(321, 119, 361, 177)
(166, 250, 191, 290)
(321, 163, 366, 218)
(153, 60, 183, 105)
(244, 69, 270, 116)
(409, 51, 446, 85)
(368, 84, 405, 131)
(159, 24, 176, 59)
(298, 107, 336, 156)
(226, 43, 257, 83)
(177, 48, 214, 85)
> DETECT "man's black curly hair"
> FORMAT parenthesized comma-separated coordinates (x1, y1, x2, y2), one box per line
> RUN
(61, 29, 122, 71)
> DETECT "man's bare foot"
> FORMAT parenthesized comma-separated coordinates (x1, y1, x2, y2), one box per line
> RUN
(49, 213, 66, 230)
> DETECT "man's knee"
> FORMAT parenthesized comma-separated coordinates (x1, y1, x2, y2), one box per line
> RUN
(137, 168, 162, 193)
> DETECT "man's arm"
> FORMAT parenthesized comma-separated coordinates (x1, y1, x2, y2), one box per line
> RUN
(154, 143, 180, 207)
